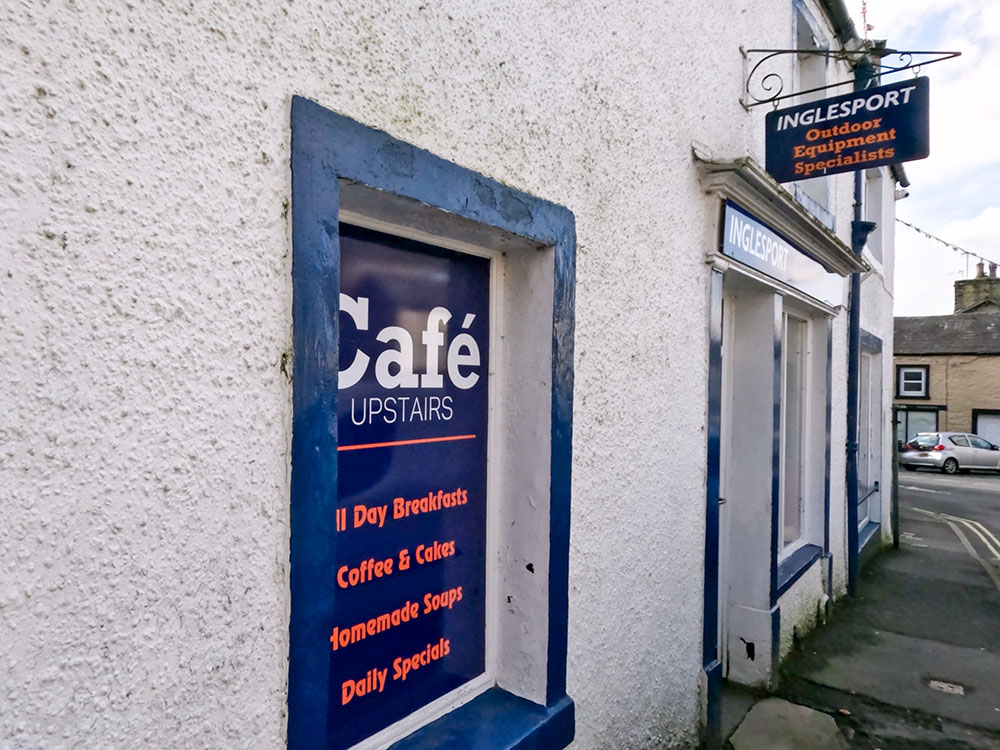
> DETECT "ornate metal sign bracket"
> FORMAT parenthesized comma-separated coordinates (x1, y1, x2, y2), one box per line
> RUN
(741, 46, 960, 109)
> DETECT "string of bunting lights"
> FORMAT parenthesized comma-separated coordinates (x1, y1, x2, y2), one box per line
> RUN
(896, 218, 1000, 271)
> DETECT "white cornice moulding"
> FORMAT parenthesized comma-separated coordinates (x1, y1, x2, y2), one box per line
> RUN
(692, 149, 868, 277)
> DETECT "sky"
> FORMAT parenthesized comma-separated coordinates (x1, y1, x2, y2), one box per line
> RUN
(848, 2, 1000, 316)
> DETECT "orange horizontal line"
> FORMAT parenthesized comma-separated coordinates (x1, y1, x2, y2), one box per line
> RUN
(337, 434, 477, 452)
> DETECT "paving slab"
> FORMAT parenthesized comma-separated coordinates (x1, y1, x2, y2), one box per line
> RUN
(793, 627, 1000, 732)
(729, 698, 848, 750)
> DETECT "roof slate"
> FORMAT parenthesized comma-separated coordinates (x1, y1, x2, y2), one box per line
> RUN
(894, 313, 1000, 355)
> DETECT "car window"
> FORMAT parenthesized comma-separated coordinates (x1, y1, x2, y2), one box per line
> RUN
(949, 435, 970, 447)
(907, 434, 939, 450)
(969, 436, 992, 449)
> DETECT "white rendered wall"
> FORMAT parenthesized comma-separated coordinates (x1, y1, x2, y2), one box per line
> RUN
(778, 563, 825, 661)
(1, 1, 884, 748)
(859, 168, 898, 547)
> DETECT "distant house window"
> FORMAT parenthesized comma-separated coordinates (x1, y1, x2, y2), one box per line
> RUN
(896, 365, 929, 398)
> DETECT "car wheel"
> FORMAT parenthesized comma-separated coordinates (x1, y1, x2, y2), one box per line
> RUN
(903, 465, 916, 471)
(942, 458, 959, 475)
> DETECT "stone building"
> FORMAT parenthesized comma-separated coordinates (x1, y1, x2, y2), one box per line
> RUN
(895, 263, 1000, 445)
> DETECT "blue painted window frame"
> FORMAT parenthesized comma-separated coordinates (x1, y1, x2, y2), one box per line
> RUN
(776, 543, 823, 597)
(288, 96, 576, 750)
(857, 329, 883, 542)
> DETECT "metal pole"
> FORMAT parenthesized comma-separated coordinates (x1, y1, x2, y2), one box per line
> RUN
(892, 409, 900, 549)
(846, 58, 878, 597)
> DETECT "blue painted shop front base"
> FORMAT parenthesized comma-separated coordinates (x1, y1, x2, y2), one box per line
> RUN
(859, 521, 882, 571)
(859, 521, 880, 552)
(389, 689, 574, 750)
(703, 660, 723, 749)
(776, 544, 823, 598)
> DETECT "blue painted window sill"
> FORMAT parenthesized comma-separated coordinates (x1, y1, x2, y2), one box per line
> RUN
(389, 688, 574, 750)
(859, 520, 880, 552)
(776, 544, 823, 597)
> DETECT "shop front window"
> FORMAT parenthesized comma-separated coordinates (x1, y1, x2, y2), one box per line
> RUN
(781, 314, 807, 548)
(896, 408, 938, 447)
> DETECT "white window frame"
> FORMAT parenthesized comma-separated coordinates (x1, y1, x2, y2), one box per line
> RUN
(897, 366, 928, 398)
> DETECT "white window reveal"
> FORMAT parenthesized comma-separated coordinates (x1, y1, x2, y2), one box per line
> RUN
(858, 350, 882, 527)
(864, 169, 884, 264)
(781, 314, 808, 549)
(792, 1, 835, 229)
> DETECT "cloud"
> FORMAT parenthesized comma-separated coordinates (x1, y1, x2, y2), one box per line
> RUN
(857, 0, 979, 40)
(849, 2, 1000, 315)
(894, 204, 1000, 316)
(942, 206, 1000, 257)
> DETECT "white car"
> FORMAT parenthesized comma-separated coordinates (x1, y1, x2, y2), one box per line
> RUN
(899, 431, 1000, 474)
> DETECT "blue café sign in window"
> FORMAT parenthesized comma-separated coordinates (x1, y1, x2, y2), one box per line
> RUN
(332, 223, 490, 749)
(721, 201, 843, 307)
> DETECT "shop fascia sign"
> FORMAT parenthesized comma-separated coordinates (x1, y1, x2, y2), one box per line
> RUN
(722, 201, 843, 307)
(765, 77, 930, 183)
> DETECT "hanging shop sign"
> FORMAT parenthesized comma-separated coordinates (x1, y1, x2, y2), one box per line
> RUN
(331, 223, 490, 750)
(765, 76, 930, 183)
(722, 201, 843, 307)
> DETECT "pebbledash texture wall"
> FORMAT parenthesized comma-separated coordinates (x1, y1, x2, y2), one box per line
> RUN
(2, 2, 882, 748)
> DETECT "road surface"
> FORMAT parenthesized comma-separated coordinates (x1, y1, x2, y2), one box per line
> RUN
(778, 468, 1000, 749)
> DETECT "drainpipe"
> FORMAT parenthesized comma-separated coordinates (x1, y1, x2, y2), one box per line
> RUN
(817, 0, 858, 45)
(846, 57, 878, 597)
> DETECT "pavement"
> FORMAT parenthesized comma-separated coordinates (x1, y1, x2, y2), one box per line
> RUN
(730, 698, 848, 750)
(727, 469, 1000, 749)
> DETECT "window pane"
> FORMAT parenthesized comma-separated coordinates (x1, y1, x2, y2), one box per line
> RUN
(899, 368, 927, 397)
(970, 436, 991, 449)
(908, 412, 937, 435)
(900, 374, 925, 395)
(783, 316, 805, 547)
(907, 432, 939, 450)
(859, 354, 871, 490)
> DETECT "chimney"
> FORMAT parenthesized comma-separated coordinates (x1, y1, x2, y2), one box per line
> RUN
(955, 267, 1000, 312)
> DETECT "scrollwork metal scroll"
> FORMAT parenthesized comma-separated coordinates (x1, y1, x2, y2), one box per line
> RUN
(742, 48, 960, 108)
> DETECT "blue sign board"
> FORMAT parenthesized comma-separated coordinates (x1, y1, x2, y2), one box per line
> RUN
(765, 76, 930, 183)
(332, 224, 490, 749)
(721, 201, 843, 307)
